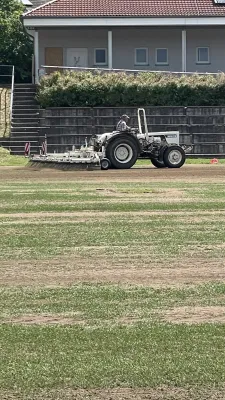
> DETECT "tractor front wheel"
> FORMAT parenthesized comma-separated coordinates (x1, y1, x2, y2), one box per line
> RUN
(100, 158, 111, 170)
(163, 146, 186, 168)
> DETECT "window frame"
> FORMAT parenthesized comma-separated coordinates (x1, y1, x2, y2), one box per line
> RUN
(196, 47, 210, 64)
(94, 48, 108, 66)
(155, 48, 169, 65)
(135, 48, 149, 66)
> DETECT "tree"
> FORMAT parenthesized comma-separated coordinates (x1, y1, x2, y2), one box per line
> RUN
(0, 0, 33, 82)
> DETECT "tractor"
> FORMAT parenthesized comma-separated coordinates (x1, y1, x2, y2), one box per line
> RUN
(30, 108, 190, 170)
(92, 108, 187, 170)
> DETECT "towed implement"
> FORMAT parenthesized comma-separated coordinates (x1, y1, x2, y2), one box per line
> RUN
(29, 146, 100, 170)
(30, 108, 191, 170)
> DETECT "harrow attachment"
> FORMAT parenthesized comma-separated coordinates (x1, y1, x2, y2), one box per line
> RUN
(29, 147, 101, 170)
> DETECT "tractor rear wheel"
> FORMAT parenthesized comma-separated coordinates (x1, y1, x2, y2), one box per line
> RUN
(151, 159, 166, 168)
(106, 136, 138, 169)
(163, 146, 186, 168)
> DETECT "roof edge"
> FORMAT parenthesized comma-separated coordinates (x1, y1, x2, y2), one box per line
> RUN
(23, 0, 58, 16)
(22, 14, 225, 19)
(22, 15, 225, 28)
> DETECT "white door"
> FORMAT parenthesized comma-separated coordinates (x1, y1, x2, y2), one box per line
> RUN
(66, 48, 88, 68)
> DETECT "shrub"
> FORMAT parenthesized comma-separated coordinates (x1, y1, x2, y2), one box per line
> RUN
(37, 71, 225, 108)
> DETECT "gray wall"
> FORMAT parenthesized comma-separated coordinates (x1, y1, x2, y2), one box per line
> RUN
(112, 28, 182, 71)
(38, 27, 225, 73)
(187, 28, 225, 73)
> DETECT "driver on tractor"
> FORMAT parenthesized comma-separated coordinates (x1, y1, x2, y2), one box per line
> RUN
(95, 114, 132, 147)
(116, 114, 131, 132)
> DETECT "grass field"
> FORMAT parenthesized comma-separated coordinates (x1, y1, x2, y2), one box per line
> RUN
(0, 147, 28, 166)
(1, 161, 225, 399)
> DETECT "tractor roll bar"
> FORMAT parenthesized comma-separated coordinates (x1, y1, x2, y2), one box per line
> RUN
(137, 108, 149, 140)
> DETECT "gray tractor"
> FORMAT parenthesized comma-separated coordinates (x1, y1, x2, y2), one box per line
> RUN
(92, 108, 187, 170)
(31, 108, 189, 171)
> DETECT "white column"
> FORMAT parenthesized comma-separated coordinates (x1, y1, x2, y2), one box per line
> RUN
(182, 30, 187, 73)
(108, 30, 113, 69)
(34, 30, 39, 84)
(32, 54, 35, 84)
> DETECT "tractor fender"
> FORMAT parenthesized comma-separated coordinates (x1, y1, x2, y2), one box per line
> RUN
(105, 133, 141, 154)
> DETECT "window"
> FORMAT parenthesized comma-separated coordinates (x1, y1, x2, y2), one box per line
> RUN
(196, 47, 209, 64)
(135, 48, 148, 65)
(95, 49, 107, 65)
(156, 48, 168, 65)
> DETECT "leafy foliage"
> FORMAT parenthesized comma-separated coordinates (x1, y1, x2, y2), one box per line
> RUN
(37, 71, 225, 107)
(0, 0, 33, 82)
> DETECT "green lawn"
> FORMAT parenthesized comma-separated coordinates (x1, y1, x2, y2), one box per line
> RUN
(1, 323, 225, 391)
(137, 158, 225, 165)
(0, 147, 28, 166)
(1, 283, 225, 323)
(1, 166, 225, 399)
(0, 182, 225, 262)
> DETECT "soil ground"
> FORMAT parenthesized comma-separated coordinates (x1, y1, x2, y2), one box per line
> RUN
(0, 163, 224, 182)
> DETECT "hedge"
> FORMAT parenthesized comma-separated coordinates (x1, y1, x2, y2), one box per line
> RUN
(37, 71, 225, 108)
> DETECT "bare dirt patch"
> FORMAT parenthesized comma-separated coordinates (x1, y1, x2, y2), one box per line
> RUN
(95, 187, 186, 200)
(1, 256, 225, 288)
(4, 314, 80, 326)
(1, 164, 225, 183)
(1, 387, 225, 400)
(1, 210, 225, 221)
(161, 306, 225, 324)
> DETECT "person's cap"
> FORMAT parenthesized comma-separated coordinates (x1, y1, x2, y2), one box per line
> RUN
(122, 114, 130, 119)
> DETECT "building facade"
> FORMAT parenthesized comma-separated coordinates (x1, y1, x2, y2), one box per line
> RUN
(22, 0, 225, 82)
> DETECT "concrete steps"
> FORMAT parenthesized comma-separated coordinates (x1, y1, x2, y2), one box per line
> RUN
(10, 84, 41, 155)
